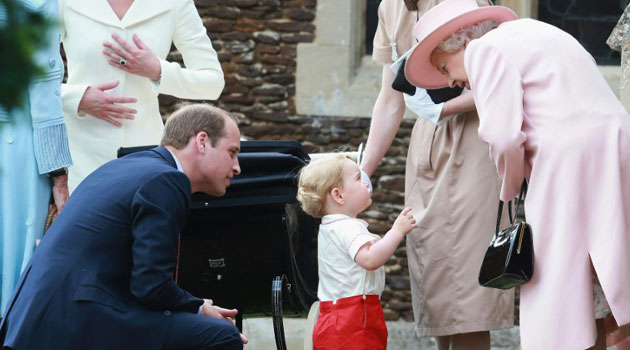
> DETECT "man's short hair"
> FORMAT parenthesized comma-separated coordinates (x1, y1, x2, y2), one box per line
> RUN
(160, 104, 234, 149)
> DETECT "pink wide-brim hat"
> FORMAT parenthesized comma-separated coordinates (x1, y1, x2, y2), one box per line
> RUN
(404, 0, 517, 89)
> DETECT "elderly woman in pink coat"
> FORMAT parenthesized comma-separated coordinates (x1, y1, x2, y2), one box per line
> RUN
(404, 0, 630, 349)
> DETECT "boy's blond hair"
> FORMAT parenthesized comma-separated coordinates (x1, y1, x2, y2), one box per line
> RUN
(297, 154, 352, 218)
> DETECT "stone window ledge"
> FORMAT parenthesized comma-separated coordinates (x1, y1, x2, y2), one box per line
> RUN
(297, 52, 381, 118)
(295, 0, 620, 118)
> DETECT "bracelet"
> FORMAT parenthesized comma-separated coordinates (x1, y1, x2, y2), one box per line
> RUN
(48, 168, 67, 178)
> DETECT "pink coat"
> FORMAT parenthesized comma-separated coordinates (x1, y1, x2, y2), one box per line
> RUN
(465, 19, 630, 349)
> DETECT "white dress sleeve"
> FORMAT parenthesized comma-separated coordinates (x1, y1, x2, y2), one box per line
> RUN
(157, 0, 224, 99)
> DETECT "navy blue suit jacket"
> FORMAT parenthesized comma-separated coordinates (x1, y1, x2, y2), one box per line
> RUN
(1, 147, 204, 349)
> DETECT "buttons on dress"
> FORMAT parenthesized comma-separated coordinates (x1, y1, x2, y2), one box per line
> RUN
(54, 88, 60, 96)
(164, 310, 171, 316)
(5, 136, 14, 144)
(49, 59, 56, 69)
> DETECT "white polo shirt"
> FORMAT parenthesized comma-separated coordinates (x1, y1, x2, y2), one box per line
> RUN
(317, 214, 386, 302)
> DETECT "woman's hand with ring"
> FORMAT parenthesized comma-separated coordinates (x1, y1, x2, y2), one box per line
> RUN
(103, 33, 161, 81)
(77, 81, 137, 127)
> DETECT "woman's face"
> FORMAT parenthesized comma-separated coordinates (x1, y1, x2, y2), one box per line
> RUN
(430, 48, 469, 89)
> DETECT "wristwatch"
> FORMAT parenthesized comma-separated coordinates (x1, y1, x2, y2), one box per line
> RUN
(48, 168, 67, 178)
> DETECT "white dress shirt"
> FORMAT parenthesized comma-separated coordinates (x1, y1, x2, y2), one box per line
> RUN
(317, 214, 385, 302)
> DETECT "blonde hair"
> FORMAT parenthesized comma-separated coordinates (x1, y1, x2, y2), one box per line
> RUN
(435, 19, 500, 53)
(297, 154, 352, 218)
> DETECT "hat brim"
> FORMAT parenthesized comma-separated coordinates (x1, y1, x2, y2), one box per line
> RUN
(405, 6, 517, 89)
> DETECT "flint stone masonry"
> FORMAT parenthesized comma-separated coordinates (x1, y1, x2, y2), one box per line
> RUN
(154, 1, 627, 347)
(157, 0, 520, 332)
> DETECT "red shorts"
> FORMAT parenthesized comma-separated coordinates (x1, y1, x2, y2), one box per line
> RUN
(313, 295, 388, 350)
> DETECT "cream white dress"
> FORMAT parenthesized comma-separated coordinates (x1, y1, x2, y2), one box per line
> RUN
(59, 0, 224, 191)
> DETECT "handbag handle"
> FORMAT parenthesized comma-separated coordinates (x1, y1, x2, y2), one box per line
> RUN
(495, 180, 529, 233)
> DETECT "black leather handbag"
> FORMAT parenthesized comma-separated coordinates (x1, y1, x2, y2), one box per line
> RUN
(478, 181, 534, 289)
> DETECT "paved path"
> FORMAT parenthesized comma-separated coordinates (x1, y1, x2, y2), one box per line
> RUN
(242, 318, 521, 349)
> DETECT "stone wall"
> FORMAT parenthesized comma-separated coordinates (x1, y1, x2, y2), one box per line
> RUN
(161, 0, 428, 322)
(161, 2, 624, 346)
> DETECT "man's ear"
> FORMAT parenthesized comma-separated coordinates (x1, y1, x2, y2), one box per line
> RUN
(195, 131, 208, 152)
(330, 187, 344, 205)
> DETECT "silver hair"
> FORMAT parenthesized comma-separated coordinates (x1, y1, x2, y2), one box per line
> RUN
(435, 20, 500, 53)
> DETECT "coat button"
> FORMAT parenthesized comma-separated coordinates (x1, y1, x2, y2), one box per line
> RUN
(5, 136, 14, 144)
(164, 310, 171, 316)
(49, 59, 56, 68)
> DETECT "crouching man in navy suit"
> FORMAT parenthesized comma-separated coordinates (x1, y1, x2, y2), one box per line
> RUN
(0, 104, 247, 350)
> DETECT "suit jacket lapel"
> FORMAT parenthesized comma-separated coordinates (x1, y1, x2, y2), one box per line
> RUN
(152, 146, 192, 197)
(152, 146, 178, 169)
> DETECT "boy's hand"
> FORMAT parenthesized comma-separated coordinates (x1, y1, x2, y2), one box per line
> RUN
(392, 207, 417, 236)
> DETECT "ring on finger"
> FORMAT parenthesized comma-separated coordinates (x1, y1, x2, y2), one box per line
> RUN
(119, 58, 126, 66)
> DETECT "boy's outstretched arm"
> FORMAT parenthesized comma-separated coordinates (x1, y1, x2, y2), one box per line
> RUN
(354, 207, 417, 271)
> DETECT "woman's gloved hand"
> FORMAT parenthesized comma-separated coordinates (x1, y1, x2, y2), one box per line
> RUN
(356, 142, 373, 194)
(360, 169, 373, 194)
(403, 87, 451, 125)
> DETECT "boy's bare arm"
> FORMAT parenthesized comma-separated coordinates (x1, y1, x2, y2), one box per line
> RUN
(354, 207, 416, 270)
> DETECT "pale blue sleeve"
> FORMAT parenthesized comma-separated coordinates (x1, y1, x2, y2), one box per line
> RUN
(32, 124, 72, 174)
(0, 106, 8, 123)
(27, 0, 73, 174)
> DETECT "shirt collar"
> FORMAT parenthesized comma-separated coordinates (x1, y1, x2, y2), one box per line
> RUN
(321, 214, 369, 227)
(166, 148, 183, 172)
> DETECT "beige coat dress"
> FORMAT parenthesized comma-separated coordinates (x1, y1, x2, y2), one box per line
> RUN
(373, 0, 514, 337)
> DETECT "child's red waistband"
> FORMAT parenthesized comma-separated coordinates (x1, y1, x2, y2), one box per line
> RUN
(319, 295, 380, 311)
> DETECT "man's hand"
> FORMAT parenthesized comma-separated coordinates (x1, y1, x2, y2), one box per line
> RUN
(200, 299, 237, 320)
(200, 299, 249, 344)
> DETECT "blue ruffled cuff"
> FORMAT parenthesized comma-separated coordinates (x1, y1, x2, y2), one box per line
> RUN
(33, 123, 73, 174)
(0, 106, 9, 122)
